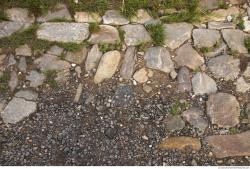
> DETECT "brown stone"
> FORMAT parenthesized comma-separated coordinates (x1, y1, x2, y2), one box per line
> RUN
(206, 131, 250, 158)
(159, 136, 201, 151)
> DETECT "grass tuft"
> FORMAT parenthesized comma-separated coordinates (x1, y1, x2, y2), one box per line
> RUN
(229, 127, 240, 134)
(169, 101, 189, 116)
(145, 23, 165, 46)
(98, 43, 122, 53)
(44, 70, 58, 88)
(244, 37, 250, 53)
(89, 22, 100, 33)
(0, 71, 10, 93)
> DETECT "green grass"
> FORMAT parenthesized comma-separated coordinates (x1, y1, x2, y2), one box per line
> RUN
(244, 37, 250, 53)
(89, 22, 100, 33)
(0, 10, 8, 21)
(98, 43, 122, 53)
(218, 0, 229, 9)
(236, 15, 245, 30)
(44, 70, 58, 88)
(118, 28, 125, 43)
(229, 127, 240, 134)
(145, 23, 165, 46)
(120, 0, 151, 18)
(169, 101, 189, 116)
(0, 71, 10, 93)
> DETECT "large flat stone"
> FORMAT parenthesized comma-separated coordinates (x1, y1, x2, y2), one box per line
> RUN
(159, 136, 201, 151)
(65, 47, 88, 64)
(103, 10, 129, 25)
(193, 29, 221, 48)
(177, 67, 192, 92)
(37, 22, 89, 44)
(88, 25, 120, 44)
(94, 50, 121, 84)
(206, 92, 240, 128)
(74, 12, 102, 23)
(121, 24, 152, 46)
(208, 21, 235, 30)
(163, 23, 193, 50)
(1, 97, 37, 124)
(0, 21, 24, 38)
(206, 131, 250, 158)
(85, 44, 103, 71)
(174, 43, 204, 70)
(207, 55, 240, 81)
(222, 29, 248, 54)
(144, 47, 174, 73)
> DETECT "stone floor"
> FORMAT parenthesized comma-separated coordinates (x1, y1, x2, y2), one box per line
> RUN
(1, 0, 250, 166)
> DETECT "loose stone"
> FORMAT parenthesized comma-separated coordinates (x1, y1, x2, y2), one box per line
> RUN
(193, 29, 221, 48)
(8, 71, 18, 92)
(133, 68, 149, 83)
(74, 12, 102, 23)
(131, 9, 153, 24)
(15, 44, 32, 57)
(18, 57, 27, 73)
(208, 21, 235, 30)
(206, 92, 240, 128)
(164, 115, 185, 132)
(177, 67, 192, 92)
(26, 70, 45, 88)
(65, 47, 88, 64)
(236, 77, 250, 93)
(74, 83, 83, 103)
(103, 10, 129, 25)
(85, 44, 103, 71)
(15, 90, 38, 101)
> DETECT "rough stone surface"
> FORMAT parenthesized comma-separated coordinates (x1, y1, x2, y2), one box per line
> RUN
(207, 55, 240, 81)
(177, 67, 192, 92)
(163, 23, 193, 50)
(209, 7, 240, 22)
(243, 63, 250, 78)
(85, 44, 103, 71)
(144, 47, 174, 73)
(15, 44, 32, 57)
(46, 45, 64, 56)
(65, 47, 88, 64)
(159, 137, 201, 151)
(133, 68, 149, 83)
(182, 107, 208, 133)
(74, 12, 102, 23)
(8, 71, 18, 92)
(206, 131, 250, 158)
(0, 21, 24, 38)
(174, 43, 204, 70)
(204, 42, 227, 58)
(206, 92, 240, 128)
(94, 51, 121, 84)
(191, 72, 217, 95)
(37, 22, 89, 44)
(103, 10, 129, 25)
(193, 29, 221, 48)
(37, 3, 72, 22)
(200, 0, 220, 10)
(15, 90, 38, 101)
(0, 54, 6, 65)
(236, 77, 250, 93)
(164, 115, 185, 132)
(222, 29, 248, 54)
(131, 9, 153, 24)
(26, 70, 45, 88)
(208, 21, 235, 30)
(74, 83, 83, 103)
(5, 8, 35, 28)
(88, 25, 120, 44)
(1, 97, 37, 124)
(120, 46, 137, 79)
(121, 24, 152, 46)
(18, 57, 27, 73)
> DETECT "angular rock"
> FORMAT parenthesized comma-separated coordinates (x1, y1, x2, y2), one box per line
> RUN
(103, 10, 129, 25)
(88, 25, 120, 44)
(121, 24, 152, 46)
(1, 97, 37, 124)
(199, 0, 221, 10)
(65, 47, 88, 64)
(0, 21, 24, 38)
(37, 3, 72, 22)
(0, 99, 6, 112)
(46, 45, 64, 56)
(143, 84, 152, 93)
(144, 47, 174, 73)
(0, 54, 6, 65)
(159, 137, 201, 151)
(177, 67, 192, 92)
(26, 70, 45, 88)
(193, 29, 221, 48)
(164, 115, 185, 132)
(15, 44, 32, 57)
(236, 77, 250, 93)
(133, 68, 149, 83)
(174, 43, 204, 70)
(243, 63, 250, 78)
(18, 57, 27, 73)
(15, 90, 38, 101)
(207, 55, 240, 81)
(120, 46, 137, 79)
(8, 71, 18, 92)
(182, 107, 208, 133)
(208, 21, 235, 30)
(74, 12, 102, 23)
(243, 16, 250, 33)
(131, 9, 153, 24)
(7, 54, 16, 67)
(191, 72, 217, 95)
(94, 50, 121, 84)
(74, 83, 83, 103)
(37, 22, 89, 44)
(206, 92, 240, 128)
(208, 7, 240, 22)
(204, 42, 227, 58)
(5, 8, 35, 28)
(222, 29, 248, 54)
(163, 23, 193, 50)
(206, 131, 250, 158)
(85, 44, 103, 71)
